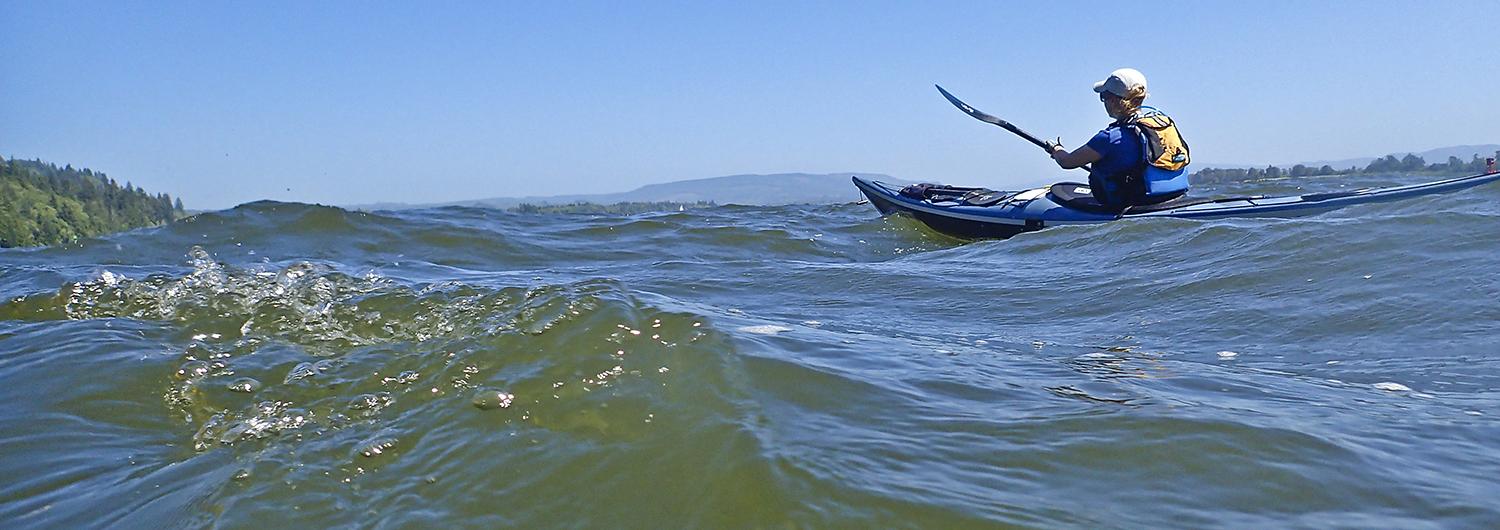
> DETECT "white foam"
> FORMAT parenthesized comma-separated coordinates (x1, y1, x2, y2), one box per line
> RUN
(1373, 382, 1412, 392)
(99, 270, 124, 286)
(1216, 351, 1239, 359)
(738, 325, 792, 335)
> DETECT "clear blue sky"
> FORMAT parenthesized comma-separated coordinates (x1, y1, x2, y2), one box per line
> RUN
(3, 1, 1498, 209)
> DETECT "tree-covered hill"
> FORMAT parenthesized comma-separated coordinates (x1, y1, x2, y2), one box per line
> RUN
(1192, 151, 1500, 185)
(0, 157, 185, 248)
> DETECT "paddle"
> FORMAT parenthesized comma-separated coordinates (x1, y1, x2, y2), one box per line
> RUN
(935, 84, 1090, 172)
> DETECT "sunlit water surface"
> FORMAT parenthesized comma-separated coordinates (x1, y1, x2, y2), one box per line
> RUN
(3, 174, 1499, 528)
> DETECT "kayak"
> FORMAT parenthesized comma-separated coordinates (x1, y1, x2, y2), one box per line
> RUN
(852, 172, 1500, 240)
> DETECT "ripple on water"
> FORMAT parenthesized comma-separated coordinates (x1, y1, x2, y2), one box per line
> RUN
(1, 245, 804, 526)
(3, 183, 1500, 527)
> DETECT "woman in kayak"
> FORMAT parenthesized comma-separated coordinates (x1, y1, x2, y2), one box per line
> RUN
(1046, 68, 1191, 210)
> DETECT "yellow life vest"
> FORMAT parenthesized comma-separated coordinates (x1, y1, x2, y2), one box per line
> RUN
(1129, 107, 1191, 196)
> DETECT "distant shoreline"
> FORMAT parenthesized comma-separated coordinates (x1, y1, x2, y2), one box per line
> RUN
(1192, 150, 1499, 185)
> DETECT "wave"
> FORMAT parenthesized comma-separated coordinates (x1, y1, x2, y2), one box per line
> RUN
(5, 174, 1500, 527)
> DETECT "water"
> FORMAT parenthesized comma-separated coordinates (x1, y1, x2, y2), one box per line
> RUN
(3, 175, 1499, 528)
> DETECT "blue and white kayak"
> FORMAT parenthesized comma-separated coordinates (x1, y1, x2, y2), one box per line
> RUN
(852, 172, 1500, 239)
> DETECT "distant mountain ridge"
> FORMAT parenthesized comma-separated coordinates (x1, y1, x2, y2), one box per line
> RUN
(351, 172, 906, 210)
(349, 144, 1500, 211)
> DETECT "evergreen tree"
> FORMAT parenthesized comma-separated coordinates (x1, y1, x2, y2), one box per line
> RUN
(0, 157, 187, 248)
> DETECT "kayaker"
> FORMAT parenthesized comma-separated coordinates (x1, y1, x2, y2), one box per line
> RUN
(1046, 68, 1192, 210)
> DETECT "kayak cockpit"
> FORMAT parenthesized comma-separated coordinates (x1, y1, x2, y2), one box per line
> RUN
(1046, 182, 1222, 215)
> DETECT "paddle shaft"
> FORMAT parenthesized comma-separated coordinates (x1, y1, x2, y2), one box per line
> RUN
(988, 118, 1051, 151)
(934, 84, 1090, 172)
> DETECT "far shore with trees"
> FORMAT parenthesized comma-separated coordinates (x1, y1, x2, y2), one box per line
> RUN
(6, 148, 1498, 248)
(1, 157, 186, 248)
(1192, 152, 1500, 185)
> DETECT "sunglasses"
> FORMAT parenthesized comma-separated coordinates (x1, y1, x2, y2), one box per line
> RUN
(1099, 92, 1121, 102)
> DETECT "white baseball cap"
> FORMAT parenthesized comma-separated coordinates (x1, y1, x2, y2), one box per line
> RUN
(1093, 68, 1148, 99)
